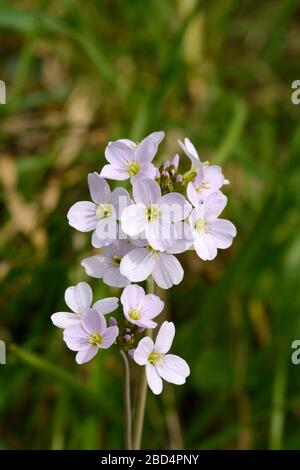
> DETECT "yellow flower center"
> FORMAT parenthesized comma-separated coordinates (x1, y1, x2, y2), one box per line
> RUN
(128, 308, 141, 321)
(112, 255, 121, 266)
(96, 203, 113, 220)
(127, 161, 140, 176)
(196, 182, 210, 192)
(89, 332, 102, 346)
(146, 204, 160, 222)
(149, 352, 163, 364)
(194, 219, 207, 233)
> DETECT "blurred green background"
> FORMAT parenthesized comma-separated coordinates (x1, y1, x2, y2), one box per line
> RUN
(1, 0, 300, 450)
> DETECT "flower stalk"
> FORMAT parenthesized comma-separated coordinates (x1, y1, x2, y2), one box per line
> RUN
(120, 350, 132, 450)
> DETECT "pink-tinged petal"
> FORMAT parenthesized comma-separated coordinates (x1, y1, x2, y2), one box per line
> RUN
(142, 294, 164, 319)
(187, 182, 200, 207)
(110, 187, 131, 219)
(194, 232, 217, 261)
(207, 219, 237, 249)
(160, 192, 191, 221)
(101, 325, 119, 349)
(95, 216, 118, 244)
(155, 354, 190, 385)
(194, 165, 205, 186)
(155, 321, 175, 354)
(83, 310, 106, 334)
(205, 165, 224, 189)
(134, 337, 154, 365)
(63, 324, 89, 351)
(135, 131, 165, 164)
(51, 312, 80, 329)
(203, 192, 227, 220)
(91, 230, 113, 248)
(166, 221, 193, 254)
(81, 255, 112, 279)
(118, 138, 136, 147)
(121, 204, 147, 236)
(121, 284, 145, 311)
(105, 141, 134, 166)
(146, 363, 163, 395)
(64, 282, 92, 314)
(136, 319, 157, 329)
(93, 297, 119, 315)
(103, 266, 130, 288)
(152, 253, 183, 289)
(100, 164, 129, 180)
(67, 201, 97, 232)
(131, 163, 157, 182)
(133, 179, 161, 205)
(120, 248, 155, 282)
(145, 219, 175, 251)
(87, 173, 110, 204)
(76, 346, 98, 364)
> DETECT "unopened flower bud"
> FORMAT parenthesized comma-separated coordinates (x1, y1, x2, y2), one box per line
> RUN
(124, 334, 132, 342)
(176, 174, 183, 184)
(128, 349, 136, 359)
(161, 171, 170, 188)
(172, 154, 180, 169)
(109, 316, 117, 327)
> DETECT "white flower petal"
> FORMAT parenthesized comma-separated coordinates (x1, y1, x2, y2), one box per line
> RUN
(104, 141, 134, 166)
(146, 363, 163, 395)
(155, 321, 175, 354)
(121, 204, 147, 236)
(134, 337, 154, 365)
(120, 248, 155, 282)
(76, 346, 98, 364)
(81, 255, 112, 279)
(51, 312, 80, 329)
(110, 187, 131, 219)
(135, 131, 165, 164)
(203, 192, 227, 220)
(133, 179, 161, 205)
(103, 266, 130, 288)
(156, 354, 190, 385)
(67, 201, 97, 232)
(207, 219, 237, 249)
(152, 252, 183, 289)
(100, 164, 129, 181)
(101, 325, 119, 349)
(64, 282, 93, 314)
(160, 192, 191, 221)
(194, 232, 217, 261)
(88, 173, 110, 204)
(93, 297, 119, 315)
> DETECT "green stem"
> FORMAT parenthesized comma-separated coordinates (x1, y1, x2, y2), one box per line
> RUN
(120, 350, 132, 450)
(133, 276, 154, 450)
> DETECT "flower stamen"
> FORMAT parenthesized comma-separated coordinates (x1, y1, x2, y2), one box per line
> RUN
(89, 332, 103, 346)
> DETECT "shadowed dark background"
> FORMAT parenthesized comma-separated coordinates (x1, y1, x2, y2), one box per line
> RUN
(1, 0, 300, 450)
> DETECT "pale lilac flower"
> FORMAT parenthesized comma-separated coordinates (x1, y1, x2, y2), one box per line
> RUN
(51, 282, 118, 329)
(81, 240, 134, 288)
(134, 321, 190, 395)
(67, 173, 130, 248)
(187, 164, 227, 206)
(189, 192, 237, 260)
(121, 284, 164, 329)
(100, 131, 165, 182)
(121, 179, 191, 251)
(178, 137, 202, 169)
(120, 244, 184, 289)
(63, 310, 119, 364)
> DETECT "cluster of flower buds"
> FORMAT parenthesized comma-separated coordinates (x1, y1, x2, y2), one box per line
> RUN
(51, 132, 236, 395)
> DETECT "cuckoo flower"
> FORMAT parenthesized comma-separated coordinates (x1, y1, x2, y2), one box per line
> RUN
(121, 179, 191, 251)
(189, 192, 237, 261)
(134, 321, 190, 395)
(67, 173, 130, 248)
(178, 137, 202, 169)
(187, 164, 228, 206)
(121, 284, 164, 329)
(63, 310, 119, 364)
(100, 131, 165, 182)
(51, 282, 118, 329)
(81, 240, 134, 288)
(120, 244, 184, 289)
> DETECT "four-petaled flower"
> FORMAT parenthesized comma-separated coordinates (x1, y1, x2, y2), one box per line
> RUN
(134, 321, 190, 395)
(67, 173, 130, 248)
(63, 310, 119, 364)
(100, 132, 165, 182)
(189, 192, 237, 260)
(51, 281, 118, 329)
(121, 284, 164, 329)
(121, 178, 191, 251)
(187, 163, 228, 206)
(81, 240, 134, 288)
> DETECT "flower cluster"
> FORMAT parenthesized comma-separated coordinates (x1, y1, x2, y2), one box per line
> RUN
(52, 132, 236, 394)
